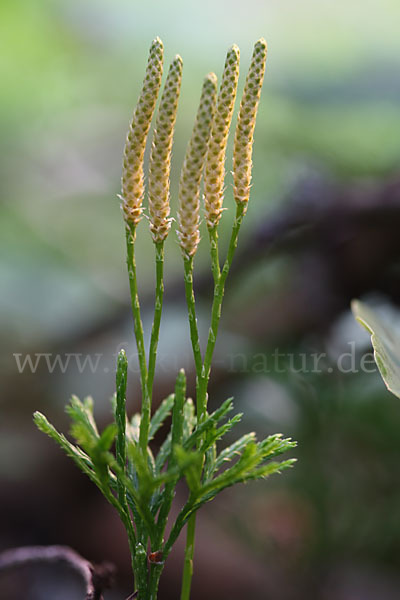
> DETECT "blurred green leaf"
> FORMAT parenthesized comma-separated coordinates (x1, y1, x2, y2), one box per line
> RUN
(352, 300, 400, 399)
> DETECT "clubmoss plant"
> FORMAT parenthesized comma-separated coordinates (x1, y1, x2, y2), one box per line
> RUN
(34, 37, 296, 600)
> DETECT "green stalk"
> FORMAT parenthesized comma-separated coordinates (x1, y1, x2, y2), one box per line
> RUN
(126, 233, 167, 595)
(114, 350, 140, 590)
(163, 499, 194, 558)
(208, 226, 221, 285)
(148, 564, 163, 600)
(183, 257, 203, 378)
(156, 370, 186, 547)
(115, 350, 128, 505)
(181, 258, 202, 600)
(197, 203, 245, 419)
(144, 241, 165, 445)
(133, 542, 148, 600)
(126, 225, 148, 453)
(147, 242, 165, 396)
(180, 511, 196, 600)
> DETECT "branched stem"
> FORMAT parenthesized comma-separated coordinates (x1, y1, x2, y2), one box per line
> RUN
(197, 203, 245, 418)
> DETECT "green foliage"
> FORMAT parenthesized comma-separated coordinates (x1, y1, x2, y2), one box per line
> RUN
(352, 300, 400, 399)
(34, 363, 295, 597)
(34, 369, 295, 594)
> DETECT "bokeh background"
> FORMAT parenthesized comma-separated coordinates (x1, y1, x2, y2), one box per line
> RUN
(1, 0, 400, 598)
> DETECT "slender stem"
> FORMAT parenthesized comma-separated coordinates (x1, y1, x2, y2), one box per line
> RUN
(208, 226, 221, 285)
(148, 564, 164, 600)
(180, 258, 203, 600)
(164, 500, 194, 558)
(133, 543, 148, 600)
(147, 241, 165, 400)
(125, 225, 153, 591)
(183, 257, 203, 378)
(113, 350, 138, 587)
(116, 350, 128, 504)
(155, 370, 186, 550)
(143, 241, 165, 453)
(125, 225, 148, 453)
(180, 512, 196, 600)
(125, 228, 168, 597)
(197, 203, 245, 420)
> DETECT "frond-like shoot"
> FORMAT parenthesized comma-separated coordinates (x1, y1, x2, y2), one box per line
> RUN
(204, 45, 240, 229)
(233, 38, 267, 210)
(177, 73, 217, 257)
(121, 38, 164, 227)
(148, 55, 183, 243)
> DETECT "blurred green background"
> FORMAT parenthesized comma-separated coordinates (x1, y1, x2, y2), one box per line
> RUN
(1, 0, 400, 598)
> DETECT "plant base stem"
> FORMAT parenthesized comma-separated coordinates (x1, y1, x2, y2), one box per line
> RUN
(180, 513, 196, 600)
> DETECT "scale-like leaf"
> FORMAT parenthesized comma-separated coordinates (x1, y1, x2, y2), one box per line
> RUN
(127, 443, 154, 500)
(115, 350, 128, 465)
(154, 432, 171, 474)
(170, 371, 186, 453)
(33, 412, 100, 486)
(154, 397, 196, 475)
(98, 424, 117, 451)
(153, 371, 187, 526)
(174, 445, 202, 494)
(66, 395, 99, 440)
(183, 398, 233, 450)
(203, 441, 217, 482)
(240, 459, 297, 483)
(258, 433, 297, 460)
(165, 453, 296, 556)
(149, 394, 175, 440)
(126, 413, 141, 446)
(182, 398, 196, 440)
(115, 350, 128, 506)
(213, 432, 256, 473)
(195, 459, 296, 507)
(108, 453, 156, 542)
(200, 413, 243, 455)
(201, 442, 261, 496)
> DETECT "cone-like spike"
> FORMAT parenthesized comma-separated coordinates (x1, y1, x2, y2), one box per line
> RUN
(121, 38, 164, 227)
(204, 45, 240, 229)
(177, 73, 217, 257)
(233, 38, 267, 210)
(148, 55, 183, 243)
